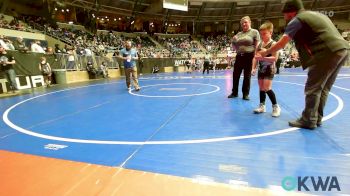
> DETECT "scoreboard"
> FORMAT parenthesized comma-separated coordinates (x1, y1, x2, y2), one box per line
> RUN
(163, 0, 188, 11)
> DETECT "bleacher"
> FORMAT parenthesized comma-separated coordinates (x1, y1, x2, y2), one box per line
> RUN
(155, 33, 204, 57)
(1, 10, 349, 93)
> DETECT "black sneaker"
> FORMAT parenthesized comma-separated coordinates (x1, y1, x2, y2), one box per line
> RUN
(243, 95, 250, 100)
(227, 94, 238, 98)
(288, 119, 316, 130)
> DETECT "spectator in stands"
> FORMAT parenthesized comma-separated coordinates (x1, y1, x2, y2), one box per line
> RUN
(13, 37, 28, 52)
(0, 35, 9, 50)
(46, 47, 53, 54)
(53, 44, 63, 61)
(285, 50, 301, 68)
(99, 62, 109, 78)
(63, 45, 70, 53)
(31, 40, 45, 53)
(213, 58, 220, 74)
(275, 50, 282, 74)
(75, 44, 85, 56)
(152, 65, 159, 74)
(0, 45, 18, 93)
(228, 16, 260, 100)
(3, 38, 15, 50)
(54, 44, 62, 54)
(66, 49, 76, 69)
(0, 20, 9, 29)
(84, 46, 93, 62)
(38, 57, 52, 87)
(138, 54, 144, 76)
(86, 61, 97, 79)
(185, 60, 191, 74)
(290, 51, 299, 61)
(195, 58, 202, 71)
(118, 41, 140, 91)
(227, 50, 234, 67)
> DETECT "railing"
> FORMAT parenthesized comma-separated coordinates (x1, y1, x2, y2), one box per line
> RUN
(154, 33, 190, 37)
(55, 53, 119, 71)
(95, 56, 119, 69)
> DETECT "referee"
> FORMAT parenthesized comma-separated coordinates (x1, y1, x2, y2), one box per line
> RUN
(260, 0, 349, 129)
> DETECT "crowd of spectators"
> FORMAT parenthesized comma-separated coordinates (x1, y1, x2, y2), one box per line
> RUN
(22, 16, 158, 57)
(0, 14, 30, 32)
(200, 35, 230, 53)
(2, 14, 230, 59)
(156, 36, 203, 57)
(3, 14, 163, 58)
(3, 12, 349, 70)
(0, 34, 50, 54)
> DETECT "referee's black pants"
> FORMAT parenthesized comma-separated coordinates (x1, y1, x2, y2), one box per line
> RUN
(231, 52, 254, 97)
(203, 61, 210, 74)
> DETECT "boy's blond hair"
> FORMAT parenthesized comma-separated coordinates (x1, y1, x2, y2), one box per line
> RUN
(259, 21, 274, 32)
